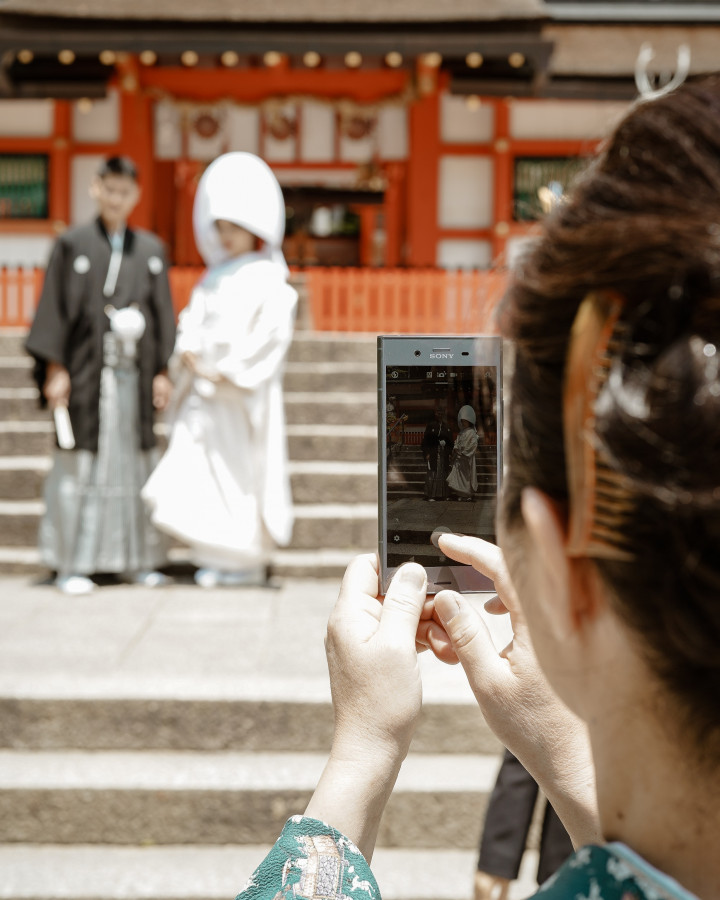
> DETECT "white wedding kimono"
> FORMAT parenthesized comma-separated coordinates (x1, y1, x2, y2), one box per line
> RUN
(142, 254, 297, 568)
(142, 152, 297, 570)
(446, 426, 479, 499)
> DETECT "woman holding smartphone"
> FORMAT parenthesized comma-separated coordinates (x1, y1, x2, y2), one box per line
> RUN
(235, 77, 720, 900)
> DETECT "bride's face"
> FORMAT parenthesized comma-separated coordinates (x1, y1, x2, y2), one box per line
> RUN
(214, 220, 256, 258)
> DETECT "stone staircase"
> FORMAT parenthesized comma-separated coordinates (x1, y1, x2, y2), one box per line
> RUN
(0, 328, 379, 578)
(0, 573, 535, 900)
(0, 325, 541, 900)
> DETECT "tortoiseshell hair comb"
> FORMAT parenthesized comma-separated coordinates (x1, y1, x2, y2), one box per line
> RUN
(563, 290, 636, 561)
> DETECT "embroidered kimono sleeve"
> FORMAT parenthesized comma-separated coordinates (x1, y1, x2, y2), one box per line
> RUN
(26, 237, 70, 364)
(174, 285, 208, 357)
(215, 280, 297, 390)
(25, 238, 70, 387)
(238, 816, 381, 900)
(456, 430, 479, 457)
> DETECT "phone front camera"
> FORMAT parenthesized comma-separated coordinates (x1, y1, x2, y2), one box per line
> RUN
(414, 350, 421, 357)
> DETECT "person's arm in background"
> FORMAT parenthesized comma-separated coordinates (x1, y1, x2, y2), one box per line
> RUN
(147, 243, 176, 411)
(25, 237, 70, 407)
(215, 275, 297, 391)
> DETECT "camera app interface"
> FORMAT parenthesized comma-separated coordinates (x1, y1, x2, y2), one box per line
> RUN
(385, 363, 499, 569)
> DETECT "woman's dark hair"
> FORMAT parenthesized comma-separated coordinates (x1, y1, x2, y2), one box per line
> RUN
(500, 76, 720, 755)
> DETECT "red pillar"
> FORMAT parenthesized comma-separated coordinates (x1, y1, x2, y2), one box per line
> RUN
(407, 78, 440, 267)
(50, 101, 71, 229)
(384, 162, 405, 267)
(117, 55, 154, 230)
(491, 100, 512, 264)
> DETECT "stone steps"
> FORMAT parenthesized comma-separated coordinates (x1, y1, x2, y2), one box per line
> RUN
(0, 575, 517, 900)
(0, 330, 518, 900)
(0, 750, 499, 849)
(0, 331, 379, 363)
(0, 389, 377, 426)
(0, 422, 378, 461)
(0, 843, 530, 900)
(0, 546, 363, 578)
(0, 500, 378, 550)
(0, 696, 500, 755)
(0, 458, 378, 503)
(0, 357, 378, 393)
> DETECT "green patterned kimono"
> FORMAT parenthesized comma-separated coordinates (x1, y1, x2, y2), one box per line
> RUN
(238, 817, 379, 900)
(237, 818, 698, 900)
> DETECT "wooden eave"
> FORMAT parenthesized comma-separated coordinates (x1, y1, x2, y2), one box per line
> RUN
(0, 0, 548, 22)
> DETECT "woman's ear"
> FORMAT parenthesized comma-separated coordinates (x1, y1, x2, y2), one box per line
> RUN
(520, 486, 579, 640)
(520, 487, 605, 638)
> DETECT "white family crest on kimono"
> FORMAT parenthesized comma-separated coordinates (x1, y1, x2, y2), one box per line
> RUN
(142, 153, 297, 575)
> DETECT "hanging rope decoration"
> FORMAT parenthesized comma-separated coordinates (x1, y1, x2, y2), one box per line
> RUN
(192, 111, 222, 139)
(266, 106, 298, 141)
(343, 113, 376, 140)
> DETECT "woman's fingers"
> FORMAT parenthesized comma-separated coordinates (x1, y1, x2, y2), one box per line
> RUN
(437, 534, 522, 619)
(425, 620, 460, 664)
(379, 563, 427, 645)
(484, 595, 508, 616)
(433, 589, 506, 697)
(330, 554, 383, 632)
(336, 554, 380, 602)
(437, 533, 503, 576)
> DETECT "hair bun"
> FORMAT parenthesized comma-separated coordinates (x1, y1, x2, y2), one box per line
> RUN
(596, 333, 720, 508)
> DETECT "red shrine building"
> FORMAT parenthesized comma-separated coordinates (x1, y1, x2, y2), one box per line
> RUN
(0, 0, 719, 327)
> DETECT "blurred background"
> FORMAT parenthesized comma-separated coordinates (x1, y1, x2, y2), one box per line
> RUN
(0, 2, 718, 899)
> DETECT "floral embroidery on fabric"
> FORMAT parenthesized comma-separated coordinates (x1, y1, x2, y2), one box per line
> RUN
(607, 859, 636, 884)
(577, 878, 604, 900)
(297, 835, 344, 899)
(237, 818, 379, 900)
(237, 821, 697, 900)
(571, 847, 593, 869)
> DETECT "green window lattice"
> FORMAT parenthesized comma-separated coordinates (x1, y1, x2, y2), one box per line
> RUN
(513, 156, 587, 222)
(0, 155, 49, 219)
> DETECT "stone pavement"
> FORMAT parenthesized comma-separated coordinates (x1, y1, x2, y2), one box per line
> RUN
(0, 572, 512, 702)
(0, 573, 543, 900)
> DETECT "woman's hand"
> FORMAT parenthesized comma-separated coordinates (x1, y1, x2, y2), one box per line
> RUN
(326, 554, 427, 761)
(181, 351, 199, 373)
(304, 555, 429, 860)
(424, 534, 601, 848)
(181, 351, 222, 384)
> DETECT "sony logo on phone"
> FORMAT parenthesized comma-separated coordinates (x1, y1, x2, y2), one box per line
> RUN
(430, 353, 453, 359)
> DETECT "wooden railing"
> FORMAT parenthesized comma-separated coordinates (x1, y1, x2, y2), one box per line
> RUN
(0, 265, 508, 333)
(0, 267, 44, 328)
(306, 267, 507, 333)
(0, 266, 204, 329)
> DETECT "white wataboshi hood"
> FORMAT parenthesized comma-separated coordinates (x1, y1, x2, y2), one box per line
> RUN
(192, 151, 288, 273)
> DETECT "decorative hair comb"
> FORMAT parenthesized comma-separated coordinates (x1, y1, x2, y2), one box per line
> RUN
(563, 291, 636, 560)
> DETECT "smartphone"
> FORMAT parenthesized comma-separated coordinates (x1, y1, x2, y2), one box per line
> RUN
(378, 335, 502, 594)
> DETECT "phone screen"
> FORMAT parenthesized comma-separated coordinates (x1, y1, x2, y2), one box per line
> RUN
(379, 337, 502, 592)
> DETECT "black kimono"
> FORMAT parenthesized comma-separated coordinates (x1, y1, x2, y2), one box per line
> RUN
(26, 218, 176, 452)
(25, 218, 176, 577)
(421, 418, 453, 500)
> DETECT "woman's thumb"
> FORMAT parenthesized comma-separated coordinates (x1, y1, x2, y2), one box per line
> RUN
(434, 590, 503, 693)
